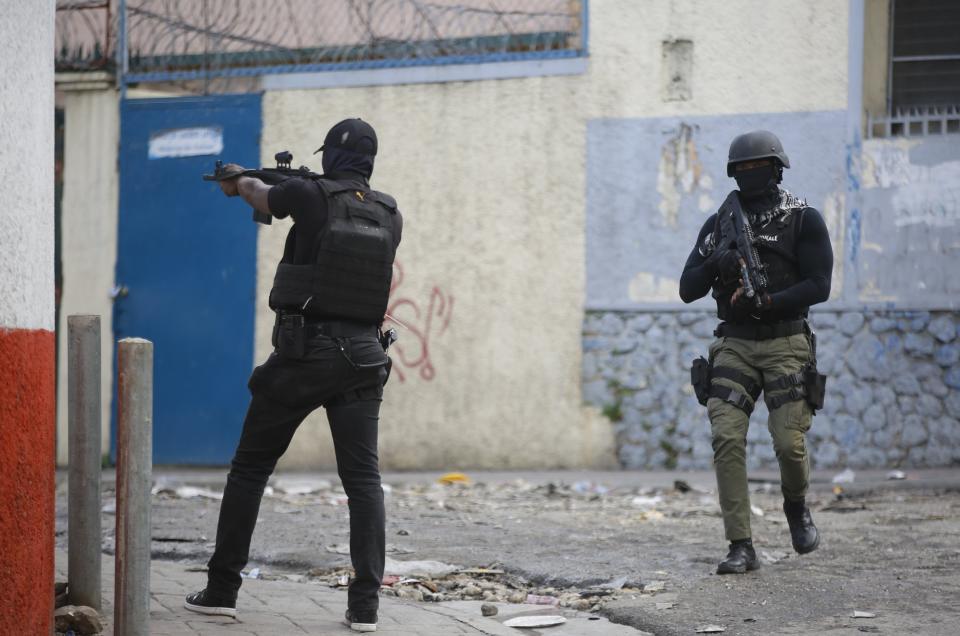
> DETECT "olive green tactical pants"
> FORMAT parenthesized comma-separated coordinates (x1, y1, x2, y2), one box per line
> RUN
(707, 333, 814, 541)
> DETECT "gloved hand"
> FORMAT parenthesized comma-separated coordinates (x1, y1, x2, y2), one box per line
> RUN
(706, 246, 741, 284)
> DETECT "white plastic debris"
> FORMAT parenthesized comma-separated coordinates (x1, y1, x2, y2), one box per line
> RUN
(630, 495, 663, 509)
(852, 611, 877, 618)
(695, 626, 726, 633)
(383, 557, 459, 578)
(750, 504, 765, 517)
(832, 468, 856, 484)
(886, 470, 906, 480)
(242, 567, 260, 579)
(503, 615, 567, 628)
(760, 550, 789, 565)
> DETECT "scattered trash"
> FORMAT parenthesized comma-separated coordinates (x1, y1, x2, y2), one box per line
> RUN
(438, 472, 470, 485)
(384, 557, 459, 578)
(572, 481, 609, 496)
(832, 468, 856, 484)
(457, 567, 505, 576)
(503, 615, 567, 628)
(630, 495, 663, 509)
(750, 504, 765, 517)
(53, 605, 102, 636)
(336, 574, 350, 587)
(326, 543, 351, 555)
(759, 550, 789, 565)
(886, 470, 906, 480)
(526, 594, 560, 605)
(241, 567, 260, 579)
(851, 610, 877, 618)
(271, 478, 333, 496)
(397, 528, 410, 536)
(642, 580, 666, 593)
(54, 582, 68, 609)
(601, 575, 628, 590)
(481, 603, 498, 617)
(743, 617, 758, 623)
(857, 627, 880, 633)
(152, 484, 224, 500)
(101, 499, 116, 514)
(674, 480, 692, 493)
(695, 626, 726, 634)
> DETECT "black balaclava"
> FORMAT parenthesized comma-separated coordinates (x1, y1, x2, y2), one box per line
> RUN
(735, 163, 783, 213)
(322, 146, 374, 179)
(316, 118, 377, 180)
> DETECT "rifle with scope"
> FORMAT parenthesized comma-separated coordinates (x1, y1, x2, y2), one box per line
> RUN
(202, 151, 320, 225)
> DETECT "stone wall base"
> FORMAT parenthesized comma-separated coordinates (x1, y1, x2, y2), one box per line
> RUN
(582, 310, 960, 469)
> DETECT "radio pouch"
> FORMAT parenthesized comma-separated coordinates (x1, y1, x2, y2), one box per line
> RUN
(691, 356, 712, 406)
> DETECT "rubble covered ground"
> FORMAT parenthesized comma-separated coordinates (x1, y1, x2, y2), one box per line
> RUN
(56, 469, 960, 635)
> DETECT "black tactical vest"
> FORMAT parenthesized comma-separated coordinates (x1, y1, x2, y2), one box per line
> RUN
(711, 198, 807, 321)
(269, 179, 398, 324)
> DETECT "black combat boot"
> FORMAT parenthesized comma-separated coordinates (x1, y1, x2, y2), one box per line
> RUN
(716, 538, 760, 574)
(783, 498, 820, 554)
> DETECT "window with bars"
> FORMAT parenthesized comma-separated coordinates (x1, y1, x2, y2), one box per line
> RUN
(867, 0, 960, 138)
(889, 0, 960, 111)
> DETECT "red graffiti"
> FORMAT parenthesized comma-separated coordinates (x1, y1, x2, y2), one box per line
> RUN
(385, 260, 454, 382)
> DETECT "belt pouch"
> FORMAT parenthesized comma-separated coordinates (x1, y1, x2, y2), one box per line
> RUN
(277, 314, 306, 359)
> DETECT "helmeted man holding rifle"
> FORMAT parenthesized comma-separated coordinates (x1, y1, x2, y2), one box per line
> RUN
(680, 130, 833, 574)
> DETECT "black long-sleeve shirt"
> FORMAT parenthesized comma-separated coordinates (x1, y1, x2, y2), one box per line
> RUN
(680, 207, 833, 322)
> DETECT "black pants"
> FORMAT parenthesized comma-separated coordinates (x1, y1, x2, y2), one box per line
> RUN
(206, 330, 388, 612)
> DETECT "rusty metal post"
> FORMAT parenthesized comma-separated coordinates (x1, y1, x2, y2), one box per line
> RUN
(115, 338, 152, 636)
(68, 315, 102, 609)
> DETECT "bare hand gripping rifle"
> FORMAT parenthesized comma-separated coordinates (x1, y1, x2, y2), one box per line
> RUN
(716, 190, 769, 309)
(202, 151, 320, 225)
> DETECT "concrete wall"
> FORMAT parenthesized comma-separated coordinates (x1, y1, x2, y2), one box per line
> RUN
(579, 0, 960, 469)
(55, 73, 120, 463)
(0, 1, 57, 632)
(259, 0, 849, 470)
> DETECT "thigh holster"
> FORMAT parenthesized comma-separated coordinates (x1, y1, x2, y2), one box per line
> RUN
(765, 364, 827, 413)
(709, 367, 762, 415)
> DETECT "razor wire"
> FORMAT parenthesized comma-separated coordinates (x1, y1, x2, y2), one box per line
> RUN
(56, 1, 585, 84)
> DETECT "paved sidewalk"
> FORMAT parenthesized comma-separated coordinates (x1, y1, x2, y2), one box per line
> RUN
(55, 551, 642, 635)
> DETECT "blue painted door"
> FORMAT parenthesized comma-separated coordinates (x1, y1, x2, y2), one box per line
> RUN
(115, 94, 261, 464)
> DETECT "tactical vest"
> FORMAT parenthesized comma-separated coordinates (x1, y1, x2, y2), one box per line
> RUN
(711, 200, 807, 321)
(269, 179, 398, 324)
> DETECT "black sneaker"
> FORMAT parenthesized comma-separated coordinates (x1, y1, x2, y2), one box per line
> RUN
(185, 589, 237, 618)
(344, 609, 378, 632)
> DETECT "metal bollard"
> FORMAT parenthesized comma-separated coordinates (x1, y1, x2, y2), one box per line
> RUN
(68, 315, 102, 609)
(115, 338, 153, 636)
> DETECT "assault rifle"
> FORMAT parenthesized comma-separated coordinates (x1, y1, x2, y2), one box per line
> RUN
(202, 151, 320, 225)
(716, 191, 768, 309)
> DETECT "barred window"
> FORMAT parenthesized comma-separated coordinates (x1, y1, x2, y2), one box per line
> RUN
(889, 0, 960, 110)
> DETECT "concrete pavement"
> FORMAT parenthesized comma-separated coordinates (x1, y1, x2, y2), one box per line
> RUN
(54, 549, 644, 635)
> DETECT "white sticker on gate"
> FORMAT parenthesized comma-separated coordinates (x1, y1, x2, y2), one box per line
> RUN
(148, 127, 223, 159)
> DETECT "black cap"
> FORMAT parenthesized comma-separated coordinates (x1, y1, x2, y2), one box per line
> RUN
(315, 118, 378, 156)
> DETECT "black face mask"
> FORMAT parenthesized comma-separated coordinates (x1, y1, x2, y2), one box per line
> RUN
(322, 146, 375, 179)
(734, 165, 778, 196)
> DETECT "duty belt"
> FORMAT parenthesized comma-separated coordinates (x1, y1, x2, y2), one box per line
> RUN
(276, 312, 377, 338)
(714, 319, 806, 341)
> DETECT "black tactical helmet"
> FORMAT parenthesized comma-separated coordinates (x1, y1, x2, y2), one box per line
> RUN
(726, 130, 790, 176)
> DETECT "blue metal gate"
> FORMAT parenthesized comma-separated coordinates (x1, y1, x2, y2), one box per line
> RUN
(115, 94, 261, 464)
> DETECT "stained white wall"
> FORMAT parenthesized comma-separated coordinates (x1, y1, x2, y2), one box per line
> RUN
(54, 74, 120, 462)
(261, 0, 850, 469)
(1, 2, 55, 331)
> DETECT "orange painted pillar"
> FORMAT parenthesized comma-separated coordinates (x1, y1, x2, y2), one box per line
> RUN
(0, 2, 58, 633)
